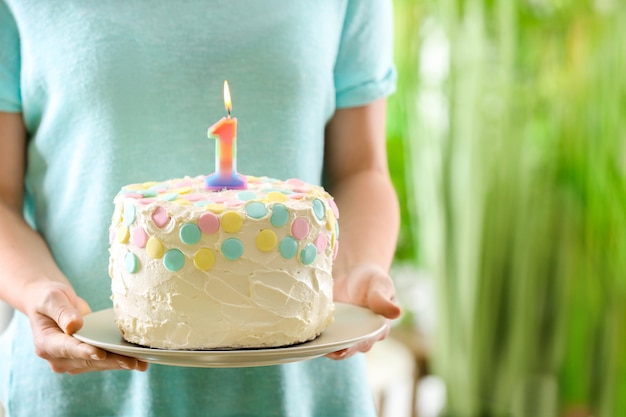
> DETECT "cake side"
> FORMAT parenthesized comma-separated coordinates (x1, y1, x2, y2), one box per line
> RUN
(108, 175, 339, 349)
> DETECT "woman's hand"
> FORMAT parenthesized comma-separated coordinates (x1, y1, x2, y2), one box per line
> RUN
(326, 263, 401, 360)
(26, 281, 148, 374)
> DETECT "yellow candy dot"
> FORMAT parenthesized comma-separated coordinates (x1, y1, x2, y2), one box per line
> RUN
(173, 199, 191, 206)
(265, 191, 288, 202)
(256, 229, 277, 252)
(326, 211, 336, 231)
(171, 186, 192, 195)
(117, 225, 130, 243)
(123, 183, 148, 191)
(146, 237, 165, 259)
(221, 212, 243, 233)
(205, 203, 225, 213)
(193, 248, 215, 271)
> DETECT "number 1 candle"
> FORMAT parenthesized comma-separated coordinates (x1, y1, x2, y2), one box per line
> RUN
(205, 81, 248, 190)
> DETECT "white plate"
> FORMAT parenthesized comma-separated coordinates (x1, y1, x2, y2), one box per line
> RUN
(74, 303, 387, 368)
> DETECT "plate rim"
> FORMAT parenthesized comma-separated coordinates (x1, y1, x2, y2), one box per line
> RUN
(74, 302, 387, 367)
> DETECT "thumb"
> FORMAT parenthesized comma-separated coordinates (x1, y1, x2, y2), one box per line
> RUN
(76, 296, 92, 317)
(36, 285, 85, 335)
(367, 278, 402, 320)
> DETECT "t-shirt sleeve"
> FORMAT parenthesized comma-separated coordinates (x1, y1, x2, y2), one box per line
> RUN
(334, 0, 397, 108)
(0, 0, 21, 112)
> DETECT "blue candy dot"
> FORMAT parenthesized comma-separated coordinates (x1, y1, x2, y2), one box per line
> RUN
(123, 202, 136, 226)
(222, 238, 244, 260)
(300, 244, 317, 265)
(245, 202, 267, 219)
(236, 191, 258, 201)
(312, 199, 325, 221)
(163, 249, 185, 272)
(279, 236, 298, 259)
(179, 223, 201, 245)
(270, 204, 289, 227)
(125, 252, 139, 274)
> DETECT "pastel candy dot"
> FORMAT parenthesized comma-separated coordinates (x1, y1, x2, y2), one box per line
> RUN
(163, 249, 185, 272)
(279, 236, 298, 259)
(222, 238, 244, 260)
(256, 229, 277, 252)
(146, 237, 165, 259)
(300, 244, 317, 265)
(326, 210, 336, 231)
(221, 212, 243, 233)
(171, 186, 192, 195)
(314, 233, 328, 253)
(328, 198, 339, 218)
(123, 202, 136, 226)
(236, 191, 258, 201)
(270, 204, 289, 227)
(173, 199, 192, 206)
(158, 192, 179, 201)
(116, 225, 130, 244)
(109, 226, 116, 244)
(291, 218, 310, 241)
(131, 226, 148, 248)
(245, 202, 267, 219)
(125, 252, 140, 274)
(193, 248, 215, 271)
(205, 203, 226, 213)
(333, 240, 339, 260)
(312, 199, 325, 221)
(286, 178, 306, 187)
(179, 223, 201, 245)
(138, 189, 158, 198)
(198, 212, 220, 234)
(152, 207, 170, 228)
(265, 191, 288, 202)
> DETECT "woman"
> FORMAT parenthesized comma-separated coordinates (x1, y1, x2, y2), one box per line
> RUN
(0, 1, 401, 416)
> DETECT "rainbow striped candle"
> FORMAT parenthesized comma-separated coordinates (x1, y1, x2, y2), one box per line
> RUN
(205, 81, 247, 190)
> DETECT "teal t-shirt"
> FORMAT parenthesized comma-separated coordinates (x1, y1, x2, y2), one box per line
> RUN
(0, 1, 396, 416)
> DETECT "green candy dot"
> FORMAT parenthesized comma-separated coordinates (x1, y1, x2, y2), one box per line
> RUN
(179, 223, 201, 245)
(123, 202, 136, 226)
(222, 238, 244, 260)
(279, 236, 298, 259)
(300, 244, 317, 265)
(271, 204, 289, 227)
(163, 249, 185, 272)
(125, 252, 139, 274)
(312, 199, 325, 221)
(245, 201, 267, 219)
(236, 191, 258, 201)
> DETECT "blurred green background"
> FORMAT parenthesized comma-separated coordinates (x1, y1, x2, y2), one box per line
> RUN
(387, 0, 626, 416)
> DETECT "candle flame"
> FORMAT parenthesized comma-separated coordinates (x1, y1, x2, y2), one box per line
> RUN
(223, 80, 232, 117)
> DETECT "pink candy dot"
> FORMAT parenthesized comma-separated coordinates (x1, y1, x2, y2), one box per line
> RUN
(109, 226, 116, 244)
(291, 218, 310, 241)
(210, 195, 229, 203)
(152, 206, 170, 228)
(198, 212, 220, 234)
(328, 198, 339, 219)
(286, 178, 306, 188)
(287, 193, 307, 200)
(184, 194, 207, 202)
(314, 233, 328, 253)
(131, 226, 149, 248)
(333, 240, 339, 260)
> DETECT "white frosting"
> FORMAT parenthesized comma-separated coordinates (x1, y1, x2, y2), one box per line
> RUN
(108, 176, 337, 349)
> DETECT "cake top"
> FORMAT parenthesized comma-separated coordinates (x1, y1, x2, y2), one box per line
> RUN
(116, 175, 339, 217)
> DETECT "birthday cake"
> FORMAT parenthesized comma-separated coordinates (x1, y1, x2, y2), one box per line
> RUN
(108, 175, 339, 349)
